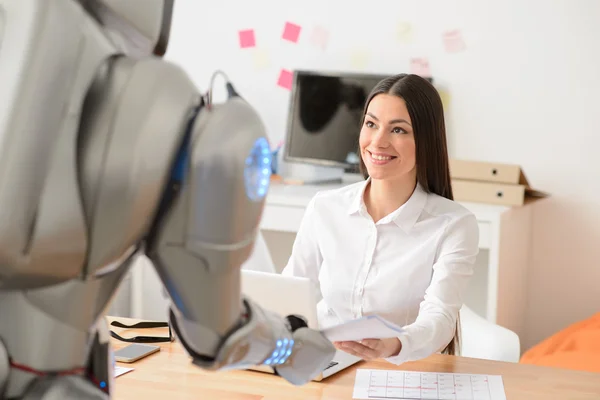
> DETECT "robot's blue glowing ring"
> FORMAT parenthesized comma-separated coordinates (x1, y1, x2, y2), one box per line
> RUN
(244, 137, 272, 202)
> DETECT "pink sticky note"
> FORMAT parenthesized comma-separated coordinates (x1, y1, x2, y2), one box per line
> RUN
(442, 29, 466, 53)
(410, 58, 432, 78)
(309, 25, 329, 50)
(277, 69, 293, 90)
(238, 29, 255, 49)
(282, 22, 301, 43)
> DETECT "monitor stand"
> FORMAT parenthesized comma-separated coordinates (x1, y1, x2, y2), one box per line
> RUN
(282, 163, 345, 185)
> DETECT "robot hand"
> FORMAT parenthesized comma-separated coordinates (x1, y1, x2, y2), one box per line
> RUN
(170, 298, 335, 385)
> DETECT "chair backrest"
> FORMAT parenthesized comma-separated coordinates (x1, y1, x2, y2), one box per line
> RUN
(459, 305, 521, 362)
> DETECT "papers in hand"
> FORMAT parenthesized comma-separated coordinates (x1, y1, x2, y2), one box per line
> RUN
(321, 315, 405, 342)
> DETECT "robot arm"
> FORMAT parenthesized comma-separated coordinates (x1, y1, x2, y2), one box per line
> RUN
(144, 93, 335, 385)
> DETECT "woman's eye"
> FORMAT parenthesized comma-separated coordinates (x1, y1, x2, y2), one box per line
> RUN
(365, 121, 375, 128)
(392, 127, 405, 134)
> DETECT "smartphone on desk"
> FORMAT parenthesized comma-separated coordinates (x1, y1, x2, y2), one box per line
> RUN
(114, 344, 160, 363)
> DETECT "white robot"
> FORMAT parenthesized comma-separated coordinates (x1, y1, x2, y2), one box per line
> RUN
(0, 0, 336, 398)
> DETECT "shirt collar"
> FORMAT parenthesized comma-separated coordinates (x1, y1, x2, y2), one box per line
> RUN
(347, 178, 428, 232)
(347, 178, 370, 216)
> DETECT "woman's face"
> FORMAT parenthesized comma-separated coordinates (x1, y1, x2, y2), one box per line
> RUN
(359, 94, 416, 182)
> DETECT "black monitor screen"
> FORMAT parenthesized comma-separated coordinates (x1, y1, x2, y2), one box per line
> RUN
(284, 71, 388, 169)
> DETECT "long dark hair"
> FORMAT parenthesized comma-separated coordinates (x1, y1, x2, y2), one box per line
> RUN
(358, 74, 460, 355)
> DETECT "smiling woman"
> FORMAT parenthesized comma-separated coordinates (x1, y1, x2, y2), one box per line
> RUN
(282, 73, 479, 366)
(358, 74, 452, 202)
(354, 74, 463, 357)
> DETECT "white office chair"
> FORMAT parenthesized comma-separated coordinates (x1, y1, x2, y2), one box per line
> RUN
(459, 305, 521, 362)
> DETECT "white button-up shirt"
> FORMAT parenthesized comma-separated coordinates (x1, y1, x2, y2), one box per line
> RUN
(281, 179, 479, 365)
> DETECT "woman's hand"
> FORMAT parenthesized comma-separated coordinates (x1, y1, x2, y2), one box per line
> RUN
(333, 338, 402, 361)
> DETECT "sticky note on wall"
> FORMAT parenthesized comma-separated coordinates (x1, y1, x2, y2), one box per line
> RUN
(438, 89, 451, 110)
(397, 21, 413, 44)
(282, 22, 302, 43)
(442, 29, 466, 53)
(238, 29, 256, 48)
(409, 58, 431, 78)
(309, 25, 329, 50)
(253, 48, 270, 70)
(349, 50, 369, 69)
(277, 69, 293, 90)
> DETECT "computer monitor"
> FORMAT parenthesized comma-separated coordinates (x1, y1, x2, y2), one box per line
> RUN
(284, 70, 389, 172)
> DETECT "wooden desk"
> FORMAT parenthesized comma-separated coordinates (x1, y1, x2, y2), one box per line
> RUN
(108, 318, 600, 399)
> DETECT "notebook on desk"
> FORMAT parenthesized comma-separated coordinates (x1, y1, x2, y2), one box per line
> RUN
(240, 270, 361, 381)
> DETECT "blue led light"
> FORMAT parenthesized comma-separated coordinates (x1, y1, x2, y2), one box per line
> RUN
(244, 137, 272, 202)
(262, 337, 295, 366)
(100, 381, 106, 389)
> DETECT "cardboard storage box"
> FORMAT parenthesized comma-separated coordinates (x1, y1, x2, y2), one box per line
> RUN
(449, 159, 548, 206)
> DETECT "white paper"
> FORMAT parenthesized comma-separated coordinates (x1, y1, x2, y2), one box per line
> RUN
(321, 315, 406, 342)
(114, 366, 134, 378)
(353, 369, 507, 400)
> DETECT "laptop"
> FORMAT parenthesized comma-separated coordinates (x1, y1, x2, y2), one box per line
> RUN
(240, 269, 361, 381)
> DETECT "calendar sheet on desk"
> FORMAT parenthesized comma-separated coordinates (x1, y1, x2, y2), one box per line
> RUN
(353, 369, 506, 400)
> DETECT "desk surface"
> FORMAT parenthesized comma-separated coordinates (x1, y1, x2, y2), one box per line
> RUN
(109, 318, 600, 400)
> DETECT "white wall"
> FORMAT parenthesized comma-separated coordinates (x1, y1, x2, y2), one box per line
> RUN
(165, 0, 600, 351)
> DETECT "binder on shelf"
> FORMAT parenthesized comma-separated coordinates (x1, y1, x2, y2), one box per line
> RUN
(449, 159, 548, 207)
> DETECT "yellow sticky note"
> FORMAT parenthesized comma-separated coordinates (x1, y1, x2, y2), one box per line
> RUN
(252, 48, 270, 70)
(397, 21, 413, 44)
(438, 89, 451, 110)
(349, 50, 369, 69)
